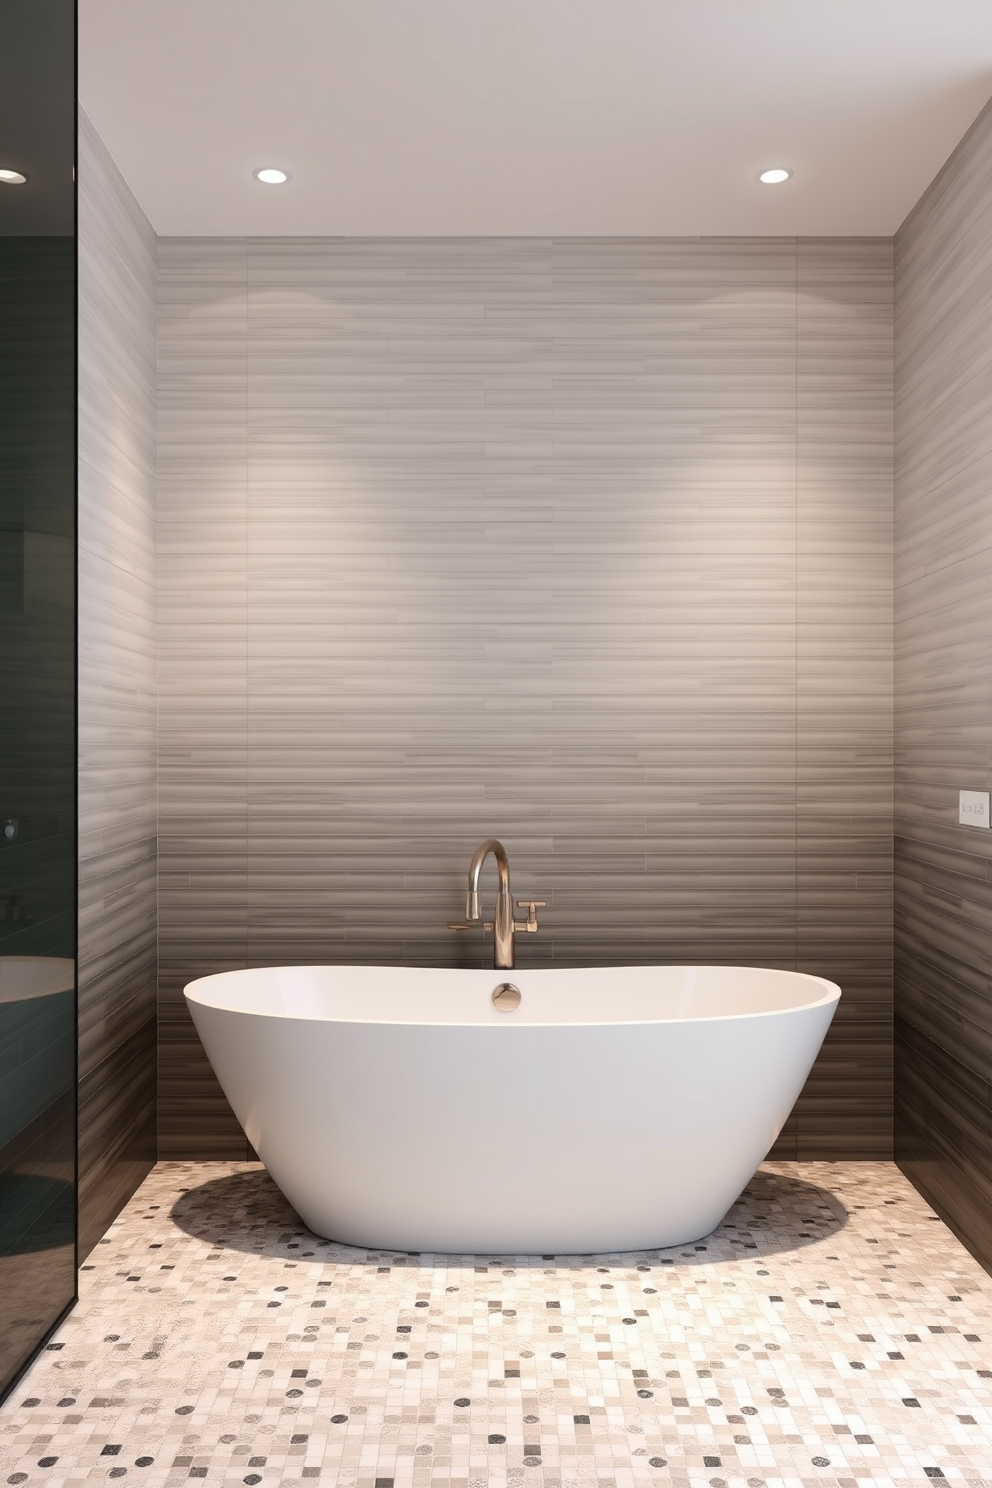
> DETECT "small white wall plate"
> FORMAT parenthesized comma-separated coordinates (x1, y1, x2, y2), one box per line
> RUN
(958, 789, 991, 828)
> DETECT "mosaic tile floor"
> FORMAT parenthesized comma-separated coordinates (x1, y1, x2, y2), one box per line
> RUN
(2, 1162, 991, 1488)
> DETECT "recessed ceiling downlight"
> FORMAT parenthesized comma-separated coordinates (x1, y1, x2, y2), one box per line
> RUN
(253, 167, 290, 185)
(759, 167, 792, 185)
(0, 168, 28, 185)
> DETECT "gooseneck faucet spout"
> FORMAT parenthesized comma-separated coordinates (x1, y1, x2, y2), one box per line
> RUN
(447, 838, 546, 970)
(468, 838, 514, 969)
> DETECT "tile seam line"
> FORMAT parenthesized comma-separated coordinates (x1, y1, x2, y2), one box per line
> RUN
(795, 236, 799, 994)
(893, 543, 992, 586)
(244, 236, 250, 1065)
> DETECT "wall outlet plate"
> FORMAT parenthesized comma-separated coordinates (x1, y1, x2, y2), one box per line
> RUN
(959, 789, 991, 828)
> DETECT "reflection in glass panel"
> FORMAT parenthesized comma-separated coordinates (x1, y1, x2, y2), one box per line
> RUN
(0, 0, 77, 1402)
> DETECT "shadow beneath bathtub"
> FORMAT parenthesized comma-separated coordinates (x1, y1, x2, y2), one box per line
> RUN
(169, 1164, 848, 1266)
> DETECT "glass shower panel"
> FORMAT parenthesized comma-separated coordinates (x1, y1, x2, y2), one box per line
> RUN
(0, 0, 77, 1403)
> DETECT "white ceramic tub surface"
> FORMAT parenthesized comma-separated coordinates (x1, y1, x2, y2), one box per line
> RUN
(185, 964, 839, 1253)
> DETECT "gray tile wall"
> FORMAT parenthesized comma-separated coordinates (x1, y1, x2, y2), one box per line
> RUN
(77, 112, 158, 1254)
(157, 236, 893, 1160)
(894, 96, 992, 1269)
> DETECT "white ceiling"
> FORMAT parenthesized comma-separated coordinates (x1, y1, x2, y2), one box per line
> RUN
(80, 0, 992, 237)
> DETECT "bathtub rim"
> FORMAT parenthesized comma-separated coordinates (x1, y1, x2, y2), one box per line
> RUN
(184, 962, 841, 1028)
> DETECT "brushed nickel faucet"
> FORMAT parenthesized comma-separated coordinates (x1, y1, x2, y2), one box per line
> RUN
(447, 837, 545, 970)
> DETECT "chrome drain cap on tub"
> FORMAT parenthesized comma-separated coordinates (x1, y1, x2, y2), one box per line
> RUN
(492, 982, 521, 1011)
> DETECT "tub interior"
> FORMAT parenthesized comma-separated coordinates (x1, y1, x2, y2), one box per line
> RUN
(185, 963, 839, 1025)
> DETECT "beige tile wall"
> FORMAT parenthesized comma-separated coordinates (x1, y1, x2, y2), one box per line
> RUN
(77, 111, 158, 1250)
(894, 95, 992, 1269)
(157, 236, 893, 1159)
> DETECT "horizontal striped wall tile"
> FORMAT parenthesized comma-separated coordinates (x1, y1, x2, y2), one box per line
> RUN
(158, 236, 893, 1160)
(78, 112, 158, 1245)
(894, 95, 992, 1270)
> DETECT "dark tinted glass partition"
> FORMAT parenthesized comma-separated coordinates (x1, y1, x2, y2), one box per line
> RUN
(0, 0, 77, 1401)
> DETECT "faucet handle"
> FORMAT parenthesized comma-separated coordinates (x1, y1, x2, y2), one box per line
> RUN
(447, 921, 493, 934)
(515, 900, 547, 932)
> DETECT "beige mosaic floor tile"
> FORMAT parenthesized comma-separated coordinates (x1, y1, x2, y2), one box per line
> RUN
(2, 1162, 991, 1488)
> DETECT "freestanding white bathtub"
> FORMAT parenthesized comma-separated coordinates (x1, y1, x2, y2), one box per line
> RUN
(185, 964, 839, 1254)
